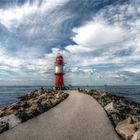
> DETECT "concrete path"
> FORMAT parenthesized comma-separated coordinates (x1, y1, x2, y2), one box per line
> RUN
(0, 90, 120, 140)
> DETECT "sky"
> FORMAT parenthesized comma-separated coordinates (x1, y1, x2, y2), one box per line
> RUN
(0, 0, 140, 86)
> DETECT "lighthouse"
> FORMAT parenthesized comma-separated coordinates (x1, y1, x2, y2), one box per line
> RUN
(55, 54, 64, 90)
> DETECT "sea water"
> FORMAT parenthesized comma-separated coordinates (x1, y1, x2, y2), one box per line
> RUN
(0, 85, 140, 107)
(74, 85, 140, 104)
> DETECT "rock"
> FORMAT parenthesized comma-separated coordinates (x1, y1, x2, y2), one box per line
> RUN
(100, 92, 107, 98)
(18, 88, 45, 101)
(36, 101, 44, 113)
(55, 94, 60, 99)
(0, 108, 15, 117)
(132, 116, 140, 123)
(109, 109, 119, 114)
(128, 117, 134, 124)
(0, 89, 69, 134)
(131, 130, 140, 140)
(27, 104, 38, 112)
(98, 96, 112, 106)
(26, 111, 38, 119)
(41, 101, 49, 111)
(105, 102, 117, 112)
(19, 94, 30, 101)
(0, 121, 9, 134)
(1, 107, 8, 111)
(38, 94, 47, 100)
(111, 113, 126, 126)
(0, 114, 21, 128)
(50, 99, 57, 106)
(11, 102, 21, 109)
(115, 119, 137, 140)
(21, 101, 31, 109)
(15, 110, 30, 122)
(118, 105, 131, 114)
(135, 122, 140, 130)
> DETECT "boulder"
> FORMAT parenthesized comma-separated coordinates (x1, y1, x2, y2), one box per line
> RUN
(132, 116, 140, 123)
(15, 110, 30, 122)
(127, 117, 134, 124)
(21, 101, 31, 109)
(0, 121, 9, 134)
(131, 130, 140, 140)
(41, 101, 49, 111)
(50, 99, 58, 106)
(135, 122, 140, 130)
(9, 103, 21, 110)
(115, 118, 137, 140)
(100, 92, 107, 98)
(109, 109, 119, 114)
(98, 96, 112, 106)
(36, 101, 44, 113)
(55, 94, 60, 99)
(0, 108, 15, 117)
(118, 105, 131, 114)
(111, 113, 126, 126)
(105, 102, 117, 112)
(0, 114, 21, 128)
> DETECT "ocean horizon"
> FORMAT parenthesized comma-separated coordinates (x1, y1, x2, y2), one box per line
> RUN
(0, 85, 140, 108)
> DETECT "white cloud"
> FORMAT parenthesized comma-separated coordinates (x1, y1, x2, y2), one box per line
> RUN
(0, 46, 54, 76)
(64, 1, 140, 67)
(66, 45, 92, 53)
(0, 2, 38, 30)
(67, 67, 95, 74)
(72, 19, 125, 47)
(0, 47, 22, 69)
(65, 18, 128, 55)
(0, 0, 69, 30)
(121, 65, 140, 73)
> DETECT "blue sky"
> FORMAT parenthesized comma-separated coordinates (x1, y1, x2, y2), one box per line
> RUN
(0, 0, 140, 85)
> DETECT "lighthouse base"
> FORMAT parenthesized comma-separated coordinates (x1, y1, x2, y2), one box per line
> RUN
(54, 86, 64, 90)
(55, 73, 64, 90)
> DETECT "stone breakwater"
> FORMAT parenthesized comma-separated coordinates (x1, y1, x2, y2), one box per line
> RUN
(79, 89, 140, 140)
(0, 88, 69, 134)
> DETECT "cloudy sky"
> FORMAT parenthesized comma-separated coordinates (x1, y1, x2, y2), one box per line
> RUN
(0, 0, 140, 86)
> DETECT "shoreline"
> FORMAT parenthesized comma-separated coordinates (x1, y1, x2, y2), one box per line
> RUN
(0, 88, 69, 134)
(79, 89, 140, 140)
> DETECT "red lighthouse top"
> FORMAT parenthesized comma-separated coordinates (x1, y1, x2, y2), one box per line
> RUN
(55, 54, 64, 65)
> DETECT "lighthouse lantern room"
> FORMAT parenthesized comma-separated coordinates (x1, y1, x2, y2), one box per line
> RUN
(55, 54, 64, 90)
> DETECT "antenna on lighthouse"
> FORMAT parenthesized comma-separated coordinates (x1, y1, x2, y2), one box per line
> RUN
(54, 53, 64, 90)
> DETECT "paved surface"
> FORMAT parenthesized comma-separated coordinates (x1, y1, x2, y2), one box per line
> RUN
(0, 90, 120, 140)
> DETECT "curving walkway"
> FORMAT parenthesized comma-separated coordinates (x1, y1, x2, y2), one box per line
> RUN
(0, 90, 120, 140)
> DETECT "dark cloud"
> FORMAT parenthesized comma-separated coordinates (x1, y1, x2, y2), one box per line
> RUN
(113, 48, 134, 57)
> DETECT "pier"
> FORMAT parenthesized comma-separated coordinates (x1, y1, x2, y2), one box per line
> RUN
(0, 90, 119, 140)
